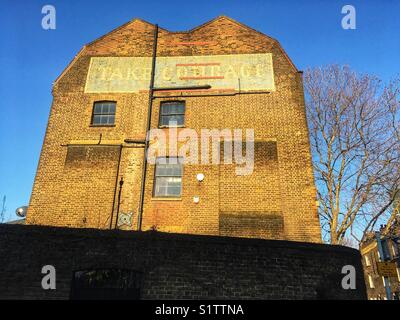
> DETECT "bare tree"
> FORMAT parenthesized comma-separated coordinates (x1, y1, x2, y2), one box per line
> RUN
(304, 65, 400, 244)
(340, 237, 359, 249)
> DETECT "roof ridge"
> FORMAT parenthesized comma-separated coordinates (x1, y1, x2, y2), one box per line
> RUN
(185, 15, 298, 71)
(54, 15, 299, 87)
(86, 17, 167, 47)
(186, 15, 228, 32)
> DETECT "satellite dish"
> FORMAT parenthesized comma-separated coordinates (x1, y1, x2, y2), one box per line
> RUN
(16, 206, 28, 218)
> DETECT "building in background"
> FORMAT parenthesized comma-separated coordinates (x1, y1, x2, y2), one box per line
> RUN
(26, 16, 321, 243)
(360, 217, 400, 300)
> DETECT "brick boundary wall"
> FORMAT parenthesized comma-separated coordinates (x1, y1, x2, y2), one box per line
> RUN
(0, 224, 366, 299)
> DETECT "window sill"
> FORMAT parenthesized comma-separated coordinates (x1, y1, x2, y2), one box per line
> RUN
(90, 124, 116, 128)
(158, 125, 185, 129)
(151, 197, 182, 201)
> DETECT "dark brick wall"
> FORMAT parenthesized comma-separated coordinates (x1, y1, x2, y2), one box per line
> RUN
(0, 224, 366, 300)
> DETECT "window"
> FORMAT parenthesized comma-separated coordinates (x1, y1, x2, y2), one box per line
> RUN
(159, 101, 185, 127)
(397, 268, 400, 282)
(153, 157, 183, 197)
(92, 101, 116, 126)
(391, 243, 397, 257)
(364, 255, 371, 266)
(368, 275, 375, 289)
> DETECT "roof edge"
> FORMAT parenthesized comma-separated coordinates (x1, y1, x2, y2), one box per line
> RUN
(53, 46, 87, 88)
(53, 15, 298, 87)
(186, 15, 298, 72)
(86, 18, 167, 47)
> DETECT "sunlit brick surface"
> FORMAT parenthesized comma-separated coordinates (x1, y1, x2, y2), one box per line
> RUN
(26, 16, 321, 243)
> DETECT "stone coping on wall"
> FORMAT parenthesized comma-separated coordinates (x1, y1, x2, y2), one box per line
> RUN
(0, 224, 358, 255)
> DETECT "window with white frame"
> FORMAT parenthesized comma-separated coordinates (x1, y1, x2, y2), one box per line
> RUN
(397, 268, 400, 282)
(392, 243, 397, 257)
(364, 254, 371, 266)
(368, 275, 375, 288)
(382, 276, 390, 287)
(153, 157, 183, 198)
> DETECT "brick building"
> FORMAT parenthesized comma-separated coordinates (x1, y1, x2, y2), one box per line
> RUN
(26, 16, 321, 243)
(360, 219, 400, 300)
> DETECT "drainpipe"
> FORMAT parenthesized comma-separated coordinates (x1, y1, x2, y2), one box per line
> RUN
(137, 24, 158, 231)
(375, 231, 392, 300)
(114, 176, 124, 229)
(109, 144, 123, 229)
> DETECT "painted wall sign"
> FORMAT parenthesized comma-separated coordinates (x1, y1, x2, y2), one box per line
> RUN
(84, 53, 275, 93)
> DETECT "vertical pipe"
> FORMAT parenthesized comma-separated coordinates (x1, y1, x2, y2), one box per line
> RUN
(137, 24, 158, 231)
(109, 144, 123, 229)
(114, 177, 124, 229)
(375, 231, 392, 300)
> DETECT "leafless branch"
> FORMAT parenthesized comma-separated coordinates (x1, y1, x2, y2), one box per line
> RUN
(304, 65, 400, 244)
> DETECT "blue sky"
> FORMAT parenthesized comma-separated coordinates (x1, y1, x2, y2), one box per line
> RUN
(0, 0, 399, 221)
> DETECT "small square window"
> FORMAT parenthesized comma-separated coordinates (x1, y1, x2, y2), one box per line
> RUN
(92, 101, 116, 126)
(159, 101, 185, 127)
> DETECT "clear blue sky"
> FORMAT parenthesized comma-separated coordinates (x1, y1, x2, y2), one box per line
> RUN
(0, 0, 399, 221)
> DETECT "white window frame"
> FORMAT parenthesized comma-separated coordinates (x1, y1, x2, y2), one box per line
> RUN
(153, 157, 183, 198)
(364, 255, 371, 266)
(397, 267, 400, 282)
(368, 275, 375, 289)
(392, 243, 397, 257)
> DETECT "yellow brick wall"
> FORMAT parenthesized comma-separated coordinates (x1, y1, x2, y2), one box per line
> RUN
(26, 16, 321, 243)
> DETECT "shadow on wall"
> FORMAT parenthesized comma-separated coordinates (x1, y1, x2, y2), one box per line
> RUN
(0, 224, 366, 300)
